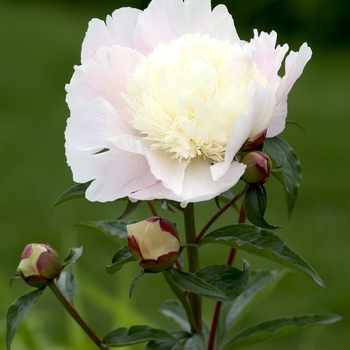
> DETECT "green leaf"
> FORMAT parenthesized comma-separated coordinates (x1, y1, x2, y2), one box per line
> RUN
(6, 288, 44, 350)
(224, 314, 343, 349)
(200, 224, 325, 287)
(72, 220, 136, 246)
(118, 200, 141, 219)
(264, 137, 302, 218)
(196, 261, 250, 300)
(160, 200, 176, 213)
(51, 181, 92, 209)
(56, 265, 77, 304)
(105, 245, 135, 275)
(159, 300, 191, 333)
(159, 300, 210, 340)
(244, 185, 279, 230)
(62, 246, 83, 268)
(102, 325, 178, 347)
(184, 332, 206, 350)
(165, 268, 228, 301)
(145, 330, 188, 350)
(217, 269, 290, 349)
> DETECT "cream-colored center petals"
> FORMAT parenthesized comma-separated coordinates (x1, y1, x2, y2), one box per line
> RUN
(124, 34, 266, 162)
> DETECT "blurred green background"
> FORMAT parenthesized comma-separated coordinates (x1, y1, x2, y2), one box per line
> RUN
(1, 0, 349, 349)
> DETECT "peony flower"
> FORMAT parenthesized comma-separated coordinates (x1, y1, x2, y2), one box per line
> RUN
(65, 0, 311, 207)
(127, 217, 180, 272)
(17, 243, 62, 288)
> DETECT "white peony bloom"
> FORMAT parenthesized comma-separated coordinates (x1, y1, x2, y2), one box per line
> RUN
(65, 0, 312, 207)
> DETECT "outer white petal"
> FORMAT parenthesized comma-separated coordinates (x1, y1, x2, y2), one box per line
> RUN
(133, 0, 239, 55)
(130, 158, 245, 207)
(266, 99, 288, 137)
(276, 43, 312, 105)
(70, 150, 157, 202)
(65, 97, 133, 154)
(250, 30, 289, 91)
(111, 138, 189, 196)
(211, 81, 274, 181)
(81, 8, 142, 64)
(66, 45, 140, 122)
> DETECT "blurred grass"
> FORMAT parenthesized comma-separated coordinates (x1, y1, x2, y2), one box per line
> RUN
(1, 1, 349, 349)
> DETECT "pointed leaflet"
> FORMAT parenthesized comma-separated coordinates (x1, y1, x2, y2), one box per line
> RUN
(6, 288, 44, 350)
(56, 265, 77, 304)
(183, 332, 206, 350)
(216, 269, 290, 350)
(51, 181, 92, 209)
(118, 199, 141, 219)
(196, 261, 250, 300)
(145, 330, 189, 350)
(244, 185, 279, 229)
(105, 245, 135, 274)
(263, 137, 301, 218)
(165, 268, 228, 301)
(200, 224, 324, 287)
(224, 314, 342, 349)
(102, 325, 178, 347)
(72, 220, 136, 246)
(62, 246, 83, 268)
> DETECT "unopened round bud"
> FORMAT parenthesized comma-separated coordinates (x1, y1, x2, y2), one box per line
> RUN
(17, 243, 62, 288)
(241, 151, 272, 185)
(127, 217, 180, 272)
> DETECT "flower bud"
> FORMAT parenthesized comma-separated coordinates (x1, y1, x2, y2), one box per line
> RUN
(127, 217, 180, 272)
(17, 244, 62, 288)
(240, 151, 272, 185)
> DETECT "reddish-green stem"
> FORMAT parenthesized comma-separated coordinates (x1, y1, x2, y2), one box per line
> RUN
(49, 283, 109, 350)
(207, 202, 247, 350)
(183, 203, 202, 332)
(196, 185, 248, 244)
(147, 201, 158, 216)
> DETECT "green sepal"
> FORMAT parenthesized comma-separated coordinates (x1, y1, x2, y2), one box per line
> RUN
(118, 199, 141, 219)
(6, 288, 44, 350)
(263, 137, 302, 218)
(160, 200, 176, 213)
(223, 314, 342, 349)
(244, 185, 279, 229)
(72, 220, 136, 246)
(51, 181, 92, 210)
(62, 246, 83, 268)
(196, 261, 250, 300)
(105, 245, 135, 275)
(165, 268, 227, 301)
(200, 224, 325, 287)
(102, 325, 178, 347)
(56, 265, 76, 304)
(216, 269, 290, 349)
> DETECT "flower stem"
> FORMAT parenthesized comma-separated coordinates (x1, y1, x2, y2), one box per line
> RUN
(196, 185, 248, 243)
(182, 203, 202, 332)
(207, 201, 246, 350)
(147, 201, 158, 216)
(163, 270, 198, 332)
(49, 282, 109, 350)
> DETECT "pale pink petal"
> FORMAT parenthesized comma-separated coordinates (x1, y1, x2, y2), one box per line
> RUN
(106, 8, 142, 48)
(81, 19, 116, 64)
(65, 97, 134, 153)
(81, 8, 142, 64)
(69, 150, 157, 202)
(267, 99, 288, 137)
(250, 30, 289, 91)
(178, 158, 245, 207)
(130, 158, 245, 207)
(66, 45, 140, 123)
(275, 43, 312, 105)
(211, 81, 274, 181)
(133, 0, 239, 55)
